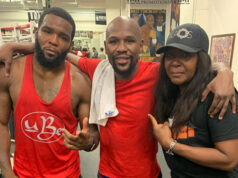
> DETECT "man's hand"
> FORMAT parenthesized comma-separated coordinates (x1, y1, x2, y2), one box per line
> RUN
(148, 114, 173, 150)
(201, 69, 236, 119)
(0, 42, 34, 77)
(62, 117, 94, 151)
(0, 43, 15, 77)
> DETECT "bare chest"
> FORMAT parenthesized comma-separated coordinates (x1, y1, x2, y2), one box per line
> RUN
(34, 78, 61, 103)
(9, 75, 62, 106)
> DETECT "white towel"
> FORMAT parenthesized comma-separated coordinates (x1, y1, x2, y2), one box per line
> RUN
(89, 59, 119, 126)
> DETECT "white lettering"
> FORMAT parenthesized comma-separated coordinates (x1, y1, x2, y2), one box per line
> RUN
(22, 112, 65, 143)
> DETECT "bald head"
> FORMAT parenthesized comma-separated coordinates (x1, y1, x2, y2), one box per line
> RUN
(106, 16, 142, 42)
(104, 16, 143, 80)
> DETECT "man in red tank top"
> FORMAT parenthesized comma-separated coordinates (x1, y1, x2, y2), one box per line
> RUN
(0, 7, 99, 178)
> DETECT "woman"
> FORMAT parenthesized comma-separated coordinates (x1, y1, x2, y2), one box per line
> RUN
(149, 23, 238, 178)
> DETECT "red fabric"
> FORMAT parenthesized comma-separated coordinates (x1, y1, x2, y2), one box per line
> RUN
(77, 57, 101, 78)
(81, 51, 87, 57)
(13, 54, 80, 178)
(78, 58, 161, 178)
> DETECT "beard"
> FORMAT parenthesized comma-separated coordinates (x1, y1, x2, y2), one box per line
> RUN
(111, 56, 137, 76)
(34, 39, 69, 69)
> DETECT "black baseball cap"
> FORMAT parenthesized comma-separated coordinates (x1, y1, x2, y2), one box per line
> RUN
(157, 23, 209, 54)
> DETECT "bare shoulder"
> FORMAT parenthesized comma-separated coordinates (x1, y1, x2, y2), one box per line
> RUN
(70, 63, 91, 94)
(70, 63, 91, 85)
(69, 63, 91, 116)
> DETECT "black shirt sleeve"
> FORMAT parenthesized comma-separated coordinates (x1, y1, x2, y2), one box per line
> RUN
(208, 92, 238, 143)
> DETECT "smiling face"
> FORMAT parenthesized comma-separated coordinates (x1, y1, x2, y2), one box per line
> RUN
(105, 17, 143, 80)
(164, 48, 198, 92)
(35, 14, 73, 68)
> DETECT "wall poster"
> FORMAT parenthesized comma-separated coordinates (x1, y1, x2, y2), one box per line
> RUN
(130, 9, 166, 61)
(170, 0, 180, 32)
(210, 33, 236, 67)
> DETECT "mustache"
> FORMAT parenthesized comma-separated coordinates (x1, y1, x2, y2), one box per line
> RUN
(112, 55, 133, 60)
(43, 47, 59, 55)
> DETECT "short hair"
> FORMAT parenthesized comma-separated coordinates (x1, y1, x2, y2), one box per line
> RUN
(38, 7, 76, 40)
(92, 47, 96, 50)
(100, 47, 104, 51)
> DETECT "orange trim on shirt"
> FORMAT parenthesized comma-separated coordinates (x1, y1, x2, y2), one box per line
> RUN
(173, 126, 195, 140)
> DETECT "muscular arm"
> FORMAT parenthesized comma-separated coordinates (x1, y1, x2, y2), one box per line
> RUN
(0, 66, 16, 177)
(66, 52, 81, 68)
(77, 73, 99, 151)
(62, 69, 99, 151)
(3, 42, 34, 54)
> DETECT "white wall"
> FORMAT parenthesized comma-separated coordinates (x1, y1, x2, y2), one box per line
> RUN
(71, 11, 106, 32)
(207, 0, 238, 88)
(180, 0, 195, 24)
(180, 0, 238, 88)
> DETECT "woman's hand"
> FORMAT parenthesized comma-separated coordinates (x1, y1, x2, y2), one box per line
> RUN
(148, 114, 173, 150)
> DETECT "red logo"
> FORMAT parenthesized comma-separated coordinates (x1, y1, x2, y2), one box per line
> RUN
(21, 112, 65, 143)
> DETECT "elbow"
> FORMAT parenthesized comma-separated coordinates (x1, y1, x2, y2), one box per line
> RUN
(226, 161, 238, 171)
(220, 160, 238, 171)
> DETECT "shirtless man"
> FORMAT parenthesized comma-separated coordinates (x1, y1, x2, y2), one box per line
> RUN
(0, 7, 99, 178)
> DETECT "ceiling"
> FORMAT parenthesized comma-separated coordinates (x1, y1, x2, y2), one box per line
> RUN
(0, 0, 107, 12)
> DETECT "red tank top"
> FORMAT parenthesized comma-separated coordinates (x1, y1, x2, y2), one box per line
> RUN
(13, 54, 80, 178)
